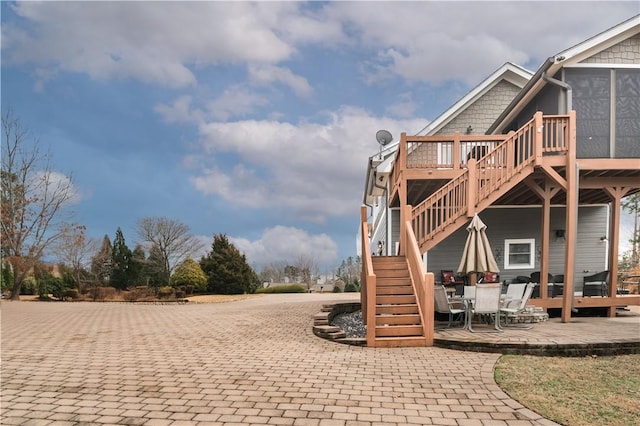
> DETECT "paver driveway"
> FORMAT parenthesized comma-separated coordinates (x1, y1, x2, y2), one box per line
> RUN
(1, 294, 556, 425)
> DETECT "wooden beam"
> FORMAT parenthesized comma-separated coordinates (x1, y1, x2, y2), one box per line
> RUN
(525, 177, 561, 200)
(529, 295, 640, 309)
(540, 164, 567, 191)
(580, 177, 640, 188)
(398, 179, 408, 256)
(603, 186, 631, 316)
(524, 177, 561, 308)
(524, 177, 546, 199)
(467, 158, 477, 217)
(577, 158, 640, 170)
(452, 132, 461, 170)
(403, 169, 463, 180)
(534, 112, 543, 165)
(540, 195, 551, 304)
(561, 111, 577, 323)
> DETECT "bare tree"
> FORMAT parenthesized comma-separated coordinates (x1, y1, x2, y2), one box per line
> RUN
(54, 224, 98, 293)
(136, 217, 204, 283)
(259, 261, 287, 284)
(295, 253, 318, 292)
(1, 109, 77, 299)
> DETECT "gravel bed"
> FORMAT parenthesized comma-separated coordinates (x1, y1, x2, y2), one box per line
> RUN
(330, 310, 366, 338)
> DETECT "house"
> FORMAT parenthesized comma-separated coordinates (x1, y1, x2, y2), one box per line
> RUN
(365, 62, 533, 257)
(361, 15, 640, 347)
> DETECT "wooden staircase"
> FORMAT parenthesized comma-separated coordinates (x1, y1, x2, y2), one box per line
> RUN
(370, 256, 427, 347)
(410, 113, 570, 252)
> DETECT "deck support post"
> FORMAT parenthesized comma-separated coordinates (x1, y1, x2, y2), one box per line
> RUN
(525, 178, 561, 306)
(603, 186, 630, 317)
(466, 158, 477, 217)
(562, 111, 577, 323)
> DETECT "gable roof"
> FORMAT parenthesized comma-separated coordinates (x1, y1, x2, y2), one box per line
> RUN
(488, 14, 640, 134)
(415, 62, 532, 136)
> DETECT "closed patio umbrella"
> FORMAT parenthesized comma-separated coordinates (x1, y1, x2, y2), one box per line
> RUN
(457, 214, 499, 280)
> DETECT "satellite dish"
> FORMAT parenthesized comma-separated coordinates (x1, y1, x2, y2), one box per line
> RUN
(376, 129, 393, 146)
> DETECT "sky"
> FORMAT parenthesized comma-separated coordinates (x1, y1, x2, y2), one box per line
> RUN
(2, 1, 638, 272)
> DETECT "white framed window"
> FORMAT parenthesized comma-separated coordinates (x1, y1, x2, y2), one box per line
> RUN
(504, 239, 535, 269)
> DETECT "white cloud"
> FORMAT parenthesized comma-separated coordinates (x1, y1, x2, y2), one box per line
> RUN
(154, 96, 202, 124)
(248, 64, 313, 98)
(386, 92, 419, 118)
(191, 107, 425, 223)
(206, 86, 270, 121)
(324, 1, 638, 85)
(31, 171, 82, 205)
(3, 2, 298, 87)
(4, 1, 636, 91)
(230, 225, 339, 269)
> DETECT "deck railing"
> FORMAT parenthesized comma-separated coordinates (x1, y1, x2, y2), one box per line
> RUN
(360, 206, 376, 347)
(402, 205, 434, 346)
(391, 112, 571, 251)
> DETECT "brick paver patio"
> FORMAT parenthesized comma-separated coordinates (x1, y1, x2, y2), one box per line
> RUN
(1, 294, 568, 425)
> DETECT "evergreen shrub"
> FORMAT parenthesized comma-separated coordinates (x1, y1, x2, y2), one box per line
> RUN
(157, 286, 173, 298)
(344, 282, 359, 292)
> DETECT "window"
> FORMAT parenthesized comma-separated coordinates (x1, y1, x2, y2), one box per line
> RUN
(504, 239, 535, 269)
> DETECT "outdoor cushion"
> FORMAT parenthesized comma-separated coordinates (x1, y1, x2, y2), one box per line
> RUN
(483, 272, 498, 283)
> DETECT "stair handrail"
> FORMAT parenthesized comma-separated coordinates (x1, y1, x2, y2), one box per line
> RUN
(403, 205, 434, 346)
(410, 112, 561, 249)
(360, 206, 377, 346)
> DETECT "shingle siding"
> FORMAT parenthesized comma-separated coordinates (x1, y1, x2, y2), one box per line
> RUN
(436, 81, 522, 135)
(581, 34, 640, 64)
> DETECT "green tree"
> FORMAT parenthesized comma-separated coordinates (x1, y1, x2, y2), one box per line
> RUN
(171, 258, 207, 292)
(111, 228, 133, 290)
(1, 260, 14, 294)
(90, 235, 112, 287)
(129, 244, 146, 287)
(146, 243, 168, 287)
(200, 234, 260, 294)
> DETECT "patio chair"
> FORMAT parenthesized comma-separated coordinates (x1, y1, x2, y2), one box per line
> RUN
(583, 271, 609, 296)
(530, 272, 554, 298)
(500, 283, 535, 329)
(552, 274, 564, 297)
(468, 283, 503, 333)
(463, 285, 476, 300)
(501, 283, 526, 307)
(434, 285, 466, 328)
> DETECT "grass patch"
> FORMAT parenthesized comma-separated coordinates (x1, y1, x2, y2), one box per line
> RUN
(495, 354, 640, 426)
(256, 284, 306, 294)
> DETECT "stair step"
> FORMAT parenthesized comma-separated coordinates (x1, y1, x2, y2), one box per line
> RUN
(376, 304, 419, 315)
(375, 314, 421, 325)
(374, 268, 410, 277)
(372, 336, 428, 348)
(377, 295, 416, 305)
(372, 256, 406, 265)
(376, 285, 414, 295)
(376, 278, 411, 287)
(375, 325, 423, 337)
